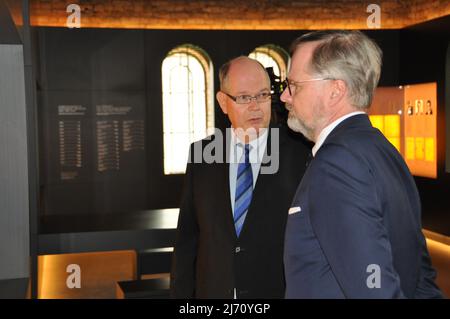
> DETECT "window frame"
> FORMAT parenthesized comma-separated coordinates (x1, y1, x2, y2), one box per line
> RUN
(161, 44, 214, 175)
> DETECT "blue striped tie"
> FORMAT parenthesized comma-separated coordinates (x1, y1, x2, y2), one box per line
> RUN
(234, 144, 253, 237)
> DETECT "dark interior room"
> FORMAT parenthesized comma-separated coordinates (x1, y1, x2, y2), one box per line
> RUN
(0, 0, 449, 300)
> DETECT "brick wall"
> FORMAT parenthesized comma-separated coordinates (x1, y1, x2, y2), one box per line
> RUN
(29, 0, 450, 29)
(408, 0, 450, 25)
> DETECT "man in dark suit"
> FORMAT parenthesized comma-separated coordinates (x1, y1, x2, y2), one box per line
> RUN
(170, 56, 310, 298)
(282, 30, 443, 298)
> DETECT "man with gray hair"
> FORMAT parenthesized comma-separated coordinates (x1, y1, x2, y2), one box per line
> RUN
(282, 30, 442, 298)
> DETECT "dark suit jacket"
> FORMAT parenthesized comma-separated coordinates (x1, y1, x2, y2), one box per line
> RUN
(284, 114, 443, 298)
(171, 125, 310, 298)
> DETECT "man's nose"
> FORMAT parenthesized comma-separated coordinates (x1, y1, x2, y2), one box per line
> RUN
(247, 98, 260, 110)
(280, 88, 289, 103)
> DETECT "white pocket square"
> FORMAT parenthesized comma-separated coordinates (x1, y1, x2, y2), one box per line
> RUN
(288, 206, 302, 215)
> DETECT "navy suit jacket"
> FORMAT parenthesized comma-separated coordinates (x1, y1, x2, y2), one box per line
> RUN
(171, 125, 310, 298)
(284, 114, 443, 298)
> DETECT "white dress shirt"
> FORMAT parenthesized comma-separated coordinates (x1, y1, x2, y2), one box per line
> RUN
(229, 128, 268, 212)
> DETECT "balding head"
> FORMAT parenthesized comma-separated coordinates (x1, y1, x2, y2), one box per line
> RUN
(219, 56, 271, 92)
(216, 56, 272, 140)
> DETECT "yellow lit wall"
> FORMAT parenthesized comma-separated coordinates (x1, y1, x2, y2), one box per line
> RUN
(369, 83, 437, 179)
(403, 83, 437, 178)
(369, 114, 401, 153)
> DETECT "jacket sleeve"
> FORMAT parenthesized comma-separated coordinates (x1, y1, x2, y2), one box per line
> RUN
(308, 144, 405, 298)
(170, 145, 198, 298)
(414, 233, 444, 298)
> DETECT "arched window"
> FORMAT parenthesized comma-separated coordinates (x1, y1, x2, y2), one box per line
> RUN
(162, 45, 214, 175)
(248, 45, 289, 80)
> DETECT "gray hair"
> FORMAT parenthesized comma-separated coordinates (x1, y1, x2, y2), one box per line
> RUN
(291, 30, 382, 109)
(219, 56, 270, 92)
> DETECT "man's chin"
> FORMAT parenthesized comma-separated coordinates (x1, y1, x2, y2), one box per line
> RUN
(233, 125, 265, 142)
(287, 117, 313, 141)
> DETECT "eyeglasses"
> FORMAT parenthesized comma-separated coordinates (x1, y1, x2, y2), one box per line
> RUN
(283, 77, 335, 96)
(222, 91, 272, 104)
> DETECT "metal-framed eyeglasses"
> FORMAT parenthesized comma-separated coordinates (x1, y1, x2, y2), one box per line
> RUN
(283, 77, 335, 96)
(222, 91, 272, 104)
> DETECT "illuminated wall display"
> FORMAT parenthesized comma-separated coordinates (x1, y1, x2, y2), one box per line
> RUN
(369, 83, 437, 179)
(369, 86, 404, 155)
(403, 83, 437, 179)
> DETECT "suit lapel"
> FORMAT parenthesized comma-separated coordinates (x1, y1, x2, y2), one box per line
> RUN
(217, 129, 238, 240)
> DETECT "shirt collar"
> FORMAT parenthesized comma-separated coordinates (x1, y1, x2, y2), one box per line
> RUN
(312, 111, 365, 157)
(230, 127, 269, 163)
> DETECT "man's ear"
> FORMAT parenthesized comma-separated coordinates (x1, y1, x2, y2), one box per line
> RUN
(216, 91, 228, 114)
(329, 79, 347, 106)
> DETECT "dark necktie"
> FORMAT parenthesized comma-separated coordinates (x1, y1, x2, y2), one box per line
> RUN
(234, 144, 253, 237)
